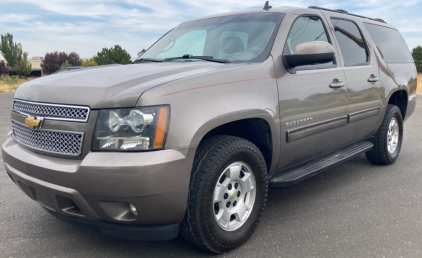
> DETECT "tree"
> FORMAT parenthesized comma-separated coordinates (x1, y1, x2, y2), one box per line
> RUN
(138, 49, 146, 56)
(67, 52, 82, 66)
(61, 60, 72, 68)
(412, 46, 422, 73)
(22, 63, 32, 77)
(0, 60, 10, 75)
(16, 51, 31, 77)
(82, 57, 98, 67)
(41, 51, 82, 75)
(94, 45, 131, 65)
(0, 33, 22, 72)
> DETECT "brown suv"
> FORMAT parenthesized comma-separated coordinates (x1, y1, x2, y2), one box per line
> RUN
(1, 5, 417, 253)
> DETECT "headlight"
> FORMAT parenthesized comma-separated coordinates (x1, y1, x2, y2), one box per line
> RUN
(92, 106, 169, 151)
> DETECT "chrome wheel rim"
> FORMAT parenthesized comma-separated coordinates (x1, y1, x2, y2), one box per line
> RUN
(213, 162, 256, 231)
(387, 117, 399, 154)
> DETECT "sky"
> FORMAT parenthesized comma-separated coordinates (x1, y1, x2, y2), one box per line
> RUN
(0, 0, 421, 59)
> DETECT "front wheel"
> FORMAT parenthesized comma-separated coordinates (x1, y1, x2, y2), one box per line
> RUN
(181, 135, 268, 253)
(366, 104, 404, 165)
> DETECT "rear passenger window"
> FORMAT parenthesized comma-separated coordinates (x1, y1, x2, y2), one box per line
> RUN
(331, 18, 369, 66)
(284, 16, 334, 69)
(363, 23, 413, 63)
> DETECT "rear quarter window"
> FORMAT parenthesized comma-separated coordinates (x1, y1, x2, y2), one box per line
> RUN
(363, 23, 413, 63)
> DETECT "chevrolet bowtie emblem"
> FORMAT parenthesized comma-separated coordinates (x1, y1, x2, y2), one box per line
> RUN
(25, 116, 43, 129)
(230, 193, 236, 199)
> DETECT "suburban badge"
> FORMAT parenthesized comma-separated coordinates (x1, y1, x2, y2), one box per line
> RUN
(286, 117, 313, 127)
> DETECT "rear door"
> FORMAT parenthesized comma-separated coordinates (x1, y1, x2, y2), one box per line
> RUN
(276, 11, 348, 169)
(323, 15, 383, 145)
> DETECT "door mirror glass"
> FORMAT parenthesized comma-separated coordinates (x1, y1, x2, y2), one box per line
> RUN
(283, 41, 335, 74)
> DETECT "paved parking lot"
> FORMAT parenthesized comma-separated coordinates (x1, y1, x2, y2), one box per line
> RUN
(1, 93, 422, 258)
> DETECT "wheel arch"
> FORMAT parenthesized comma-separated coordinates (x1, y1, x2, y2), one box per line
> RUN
(387, 89, 408, 119)
(190, 110, 279, 175)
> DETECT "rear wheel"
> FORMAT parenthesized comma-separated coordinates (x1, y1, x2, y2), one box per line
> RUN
(181, 135, 268, 253)
(366, 104, 403, 165)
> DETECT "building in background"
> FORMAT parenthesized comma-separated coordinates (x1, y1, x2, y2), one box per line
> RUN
(30, 57, 43, 76)
(0, 57, 43, 76)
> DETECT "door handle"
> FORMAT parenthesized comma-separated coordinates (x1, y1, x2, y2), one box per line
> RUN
(329, 79, 345, 89)
(368, 75, 379, 82)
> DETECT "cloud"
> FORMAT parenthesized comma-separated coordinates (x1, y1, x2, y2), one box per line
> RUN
(0, 0, 420, 58)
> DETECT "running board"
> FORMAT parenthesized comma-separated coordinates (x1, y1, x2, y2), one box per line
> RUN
(270, 141, 373, 187)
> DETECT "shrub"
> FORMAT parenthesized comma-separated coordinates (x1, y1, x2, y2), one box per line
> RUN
(138, 49, 146, 56)
(22, 63, 32, 77)
(412, 46, 422, 73)
(0, 60, 10, 75)
(61, 60, 72, 68)
(16, 51, 31, 77)
(82, 57, 98, 67)
(41, 51, 82, 75)
(94, 45, 131, 65)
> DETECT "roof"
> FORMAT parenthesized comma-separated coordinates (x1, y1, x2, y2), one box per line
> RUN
(186, 5, 394, 29)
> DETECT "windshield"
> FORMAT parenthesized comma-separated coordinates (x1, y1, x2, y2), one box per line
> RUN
(138, 12, 284, 63)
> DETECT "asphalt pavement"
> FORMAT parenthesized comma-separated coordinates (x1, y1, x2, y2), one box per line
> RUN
(1, 93, 422, 258)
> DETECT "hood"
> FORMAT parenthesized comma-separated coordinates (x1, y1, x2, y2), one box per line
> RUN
(14, 62, 229, 109)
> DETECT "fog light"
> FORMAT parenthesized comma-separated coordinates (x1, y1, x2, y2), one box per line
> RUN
(129, 204, 138, 216)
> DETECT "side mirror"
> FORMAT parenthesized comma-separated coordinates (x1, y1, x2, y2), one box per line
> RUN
(282, 41, 335, 74)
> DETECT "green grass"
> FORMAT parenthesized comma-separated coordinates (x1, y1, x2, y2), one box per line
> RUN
(0, 75, 33, 93)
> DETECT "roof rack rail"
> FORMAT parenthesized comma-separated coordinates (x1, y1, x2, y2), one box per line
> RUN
(308, 6, 387, 24)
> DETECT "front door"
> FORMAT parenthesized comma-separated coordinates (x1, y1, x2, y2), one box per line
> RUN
(276, 13, 348, 169)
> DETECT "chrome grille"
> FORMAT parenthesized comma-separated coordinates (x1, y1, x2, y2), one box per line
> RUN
(12, 120, 84, 156)
(12, 99, 90, 122)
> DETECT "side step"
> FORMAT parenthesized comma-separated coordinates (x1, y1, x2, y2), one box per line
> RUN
(270, 141, 373, 187)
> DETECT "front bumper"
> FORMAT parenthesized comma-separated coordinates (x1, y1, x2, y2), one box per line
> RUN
(2, 134, 196, 239)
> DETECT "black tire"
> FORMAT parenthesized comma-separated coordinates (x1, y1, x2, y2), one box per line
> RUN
(181, 135, 268, 253)
(366, 104, 404, 165)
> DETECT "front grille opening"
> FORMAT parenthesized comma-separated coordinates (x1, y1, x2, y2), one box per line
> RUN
(12, 120, 84, 156)
(56, 196, 84, 217)
(13, 99, 90, 121)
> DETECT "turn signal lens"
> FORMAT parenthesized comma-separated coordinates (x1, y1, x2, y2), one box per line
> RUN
(153, 107, 168, 148)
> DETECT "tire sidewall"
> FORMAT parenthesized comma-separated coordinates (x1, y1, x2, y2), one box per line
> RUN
(385, 108, 403, 162)
(203, 146, 267, 248)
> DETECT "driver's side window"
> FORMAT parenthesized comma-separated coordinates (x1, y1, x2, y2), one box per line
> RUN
(284, 16, 334, 69)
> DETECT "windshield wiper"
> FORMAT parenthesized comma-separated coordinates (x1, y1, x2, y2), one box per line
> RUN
(164, 55, 230, 63)
(133, 58, 164, 63)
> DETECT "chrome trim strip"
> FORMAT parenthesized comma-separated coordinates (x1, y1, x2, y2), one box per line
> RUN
(348, 107, 380, 124)
(11, 120, 85, 156)
(287, 116, 348, 142)
(12, 99, 91, 122)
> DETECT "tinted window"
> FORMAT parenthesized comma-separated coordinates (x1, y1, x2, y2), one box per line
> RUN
(140, 13, 284, 63)
(284, 16, 330, 54)
(364, 23, 413, 63)
(284, 16, 333, 69)
(331, 18, 368, 66)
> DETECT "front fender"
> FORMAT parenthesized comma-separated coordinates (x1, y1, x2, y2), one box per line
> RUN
(190, 109, 280, 176)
